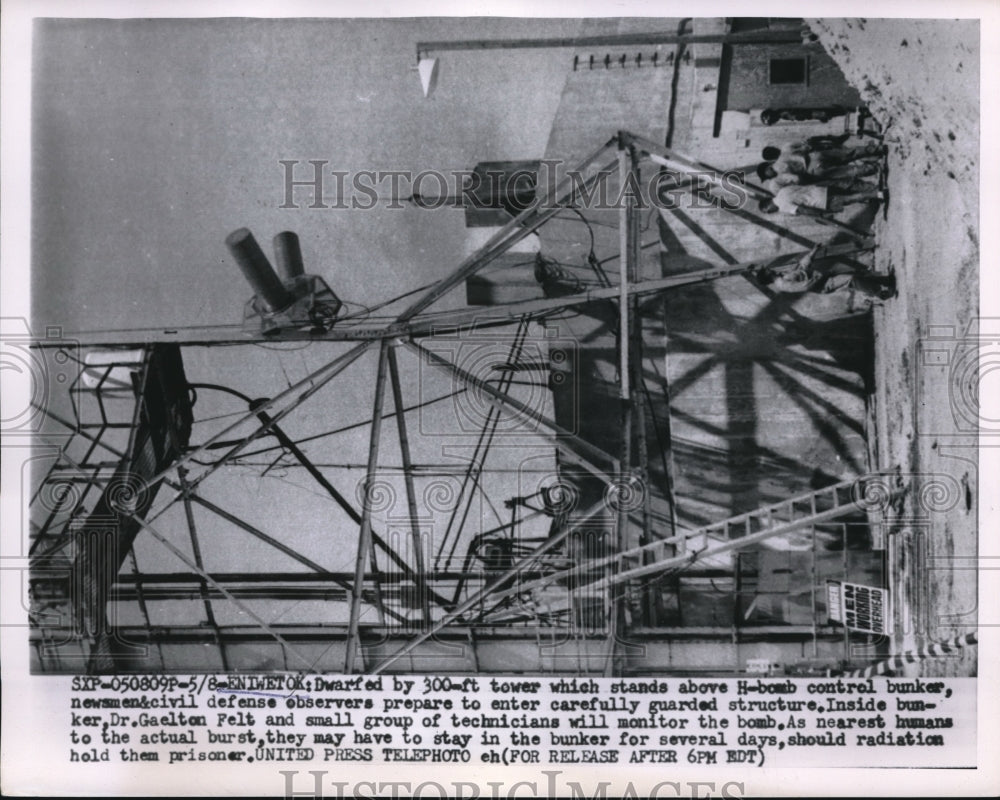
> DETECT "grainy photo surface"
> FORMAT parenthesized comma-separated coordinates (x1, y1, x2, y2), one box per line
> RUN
(1, 3, 995, 797)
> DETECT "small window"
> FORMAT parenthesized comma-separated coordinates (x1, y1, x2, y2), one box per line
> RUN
(769, 57, 808, 85)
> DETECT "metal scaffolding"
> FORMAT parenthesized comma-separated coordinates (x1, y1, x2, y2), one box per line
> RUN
(27, 131, 892, 676)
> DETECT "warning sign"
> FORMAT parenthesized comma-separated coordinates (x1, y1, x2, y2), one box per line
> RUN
(827, 580, 890, 634)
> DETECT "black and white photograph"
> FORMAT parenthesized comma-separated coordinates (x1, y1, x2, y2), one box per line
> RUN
(1, 1, 996, 796)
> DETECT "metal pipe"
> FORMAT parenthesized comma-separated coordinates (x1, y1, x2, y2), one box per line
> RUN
(113, 569, 553, 584)
(46, 623, 839, 642)
(345, 339, 392, 673)
(225, 228, 293, 312)
(177, 465, 228, 668)
(272, 231, 305, 281)
(416, 28, 805, 57)
(387, 344, 431, 626)
(617, 141, 631, 404)
(608, 136, 637, 676)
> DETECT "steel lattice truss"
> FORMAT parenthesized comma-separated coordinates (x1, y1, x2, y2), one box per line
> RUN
(27, 132, 895, 676)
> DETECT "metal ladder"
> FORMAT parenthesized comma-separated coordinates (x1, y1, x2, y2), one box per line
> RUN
(597, 477, 880, 589)
(512, 477, 882, 596)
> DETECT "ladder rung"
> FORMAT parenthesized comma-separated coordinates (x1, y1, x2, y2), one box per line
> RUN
(590, 478, 873, 574)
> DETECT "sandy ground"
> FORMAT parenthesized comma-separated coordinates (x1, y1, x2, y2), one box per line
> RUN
(811, 19, 980, 676)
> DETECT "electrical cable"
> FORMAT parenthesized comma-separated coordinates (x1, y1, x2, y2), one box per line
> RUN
(188, 386, 468, 463)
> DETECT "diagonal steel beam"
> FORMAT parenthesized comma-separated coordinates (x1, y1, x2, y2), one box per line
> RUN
(628, 132, 873, 241)
(189, 495, 345, 587)
(165, 493, 410, 625)
(402, 338, 619, 480)
(395, 163, 618, 325)
(394, 138, 618, 323)
(246, 400, 451, 611)
(436, 320, 529, 570)
(386, 343, 432, 627)
(176, 466, 228, 669)
(122, 342, 374, 537)
(345, 339, 392, 673)
(122, 509, 322, 672)
(371, 498, 610, 674)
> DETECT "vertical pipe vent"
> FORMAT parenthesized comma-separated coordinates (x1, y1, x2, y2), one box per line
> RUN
(273, 231, 305, 282)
